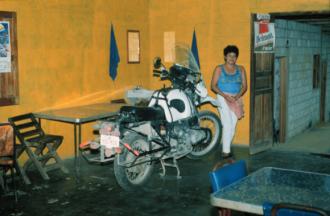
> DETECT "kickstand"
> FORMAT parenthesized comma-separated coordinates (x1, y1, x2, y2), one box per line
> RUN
(159, 158, 182, 179)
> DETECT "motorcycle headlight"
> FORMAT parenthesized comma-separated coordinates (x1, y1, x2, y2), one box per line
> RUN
(195, 73, 201, 83)
(196, 82, 208, 97)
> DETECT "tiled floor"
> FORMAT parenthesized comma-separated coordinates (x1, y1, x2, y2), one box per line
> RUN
(1, 123, 330, 216)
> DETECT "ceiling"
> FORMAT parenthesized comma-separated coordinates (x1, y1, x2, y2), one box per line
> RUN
(272, 12, 330, 35)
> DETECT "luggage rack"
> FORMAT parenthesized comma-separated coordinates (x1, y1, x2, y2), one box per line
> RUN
(80, 145, 115, 164)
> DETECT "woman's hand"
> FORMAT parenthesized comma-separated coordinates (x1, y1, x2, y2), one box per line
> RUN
(224, 94, 236, 103)
(233, 94, 241, 101)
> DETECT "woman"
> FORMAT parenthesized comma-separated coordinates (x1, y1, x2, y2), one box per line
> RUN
(211, 45, 247, 159)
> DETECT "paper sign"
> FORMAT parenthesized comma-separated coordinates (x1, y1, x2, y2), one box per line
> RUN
(128, 31, 140, 63)
(254, 22, 275, 53)
(0, 21, 11, 73)
(164, 31, 175, 62)
(100, 134, 120, 148)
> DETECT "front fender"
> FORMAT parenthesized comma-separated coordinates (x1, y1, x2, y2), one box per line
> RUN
(199, 96, 221, 107)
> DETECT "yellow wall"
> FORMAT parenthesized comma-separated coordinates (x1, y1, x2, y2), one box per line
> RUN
(0, 0, 150, 158)
(149, 0, 330, 146)
(1, 0, 329, 158)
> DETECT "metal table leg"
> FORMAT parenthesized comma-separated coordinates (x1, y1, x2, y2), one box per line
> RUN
(74, 123, 81, 182)
(78, 124, 81, 177)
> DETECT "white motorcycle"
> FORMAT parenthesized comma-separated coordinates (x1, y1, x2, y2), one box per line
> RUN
(104, 44, 222, 191)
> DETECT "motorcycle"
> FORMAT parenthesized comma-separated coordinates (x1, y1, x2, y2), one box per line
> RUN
(98, 44, 222, 191)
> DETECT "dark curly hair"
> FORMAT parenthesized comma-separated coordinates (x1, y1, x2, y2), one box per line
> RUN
(223, 45, 239, 57)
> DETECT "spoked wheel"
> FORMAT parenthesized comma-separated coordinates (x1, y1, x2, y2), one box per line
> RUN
(188, 111, 222, 159)
(114, 133, 154, 191)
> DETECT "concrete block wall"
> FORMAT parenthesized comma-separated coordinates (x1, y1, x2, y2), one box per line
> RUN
(275, 19, 325, 139)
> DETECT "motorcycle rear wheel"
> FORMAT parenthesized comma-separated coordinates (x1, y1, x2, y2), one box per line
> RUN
(187, 110, 222, 159)
(114, 133, 154, 191)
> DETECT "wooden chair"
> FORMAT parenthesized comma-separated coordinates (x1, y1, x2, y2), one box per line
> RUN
(0, 123, 18, 200)
(8, 113, 69, 181)
(263, 202, 329, 216)
(0, 122, 31, 186)
(209, 159, 248, 216)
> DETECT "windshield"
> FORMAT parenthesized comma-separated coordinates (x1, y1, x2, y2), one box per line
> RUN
(174, 43, 200, 74)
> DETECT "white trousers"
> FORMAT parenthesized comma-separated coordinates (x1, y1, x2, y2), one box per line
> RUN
(216, 95, 238, 154)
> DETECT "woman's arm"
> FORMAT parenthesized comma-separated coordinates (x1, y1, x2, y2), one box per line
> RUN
(211, 66, 221, 94)
(234, 66, 247, 100)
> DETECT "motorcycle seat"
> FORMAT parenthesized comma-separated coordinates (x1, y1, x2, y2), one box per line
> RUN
(120, 106, 165, 122)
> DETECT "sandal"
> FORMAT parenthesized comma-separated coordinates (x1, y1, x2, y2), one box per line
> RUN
(221, 152, 234, 159)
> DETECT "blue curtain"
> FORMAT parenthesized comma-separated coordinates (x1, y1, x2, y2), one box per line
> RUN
(109, 24, 120, 81)
(191, 29, 200, 69)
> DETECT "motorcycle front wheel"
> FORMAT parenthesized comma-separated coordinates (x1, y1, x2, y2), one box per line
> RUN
(187, 110, 222, 159)
(114, 133, 154, 191)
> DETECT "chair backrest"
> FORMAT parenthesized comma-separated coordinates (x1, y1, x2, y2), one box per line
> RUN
(263, 202, 329, 216)
(8, 113, 44, 144)
(209, 160, 247, 192)
(0, 123, 14, 158)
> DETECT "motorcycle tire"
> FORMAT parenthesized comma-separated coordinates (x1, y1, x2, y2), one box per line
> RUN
(187, 110, 222, 159)
(114, 133, 154, 191)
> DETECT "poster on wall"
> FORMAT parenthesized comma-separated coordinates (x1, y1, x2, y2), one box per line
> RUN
(164, 31, 175, 62)
(127, 30, 140, 63)
(254, 21, 275, 53)
(0, 21, 11, 73)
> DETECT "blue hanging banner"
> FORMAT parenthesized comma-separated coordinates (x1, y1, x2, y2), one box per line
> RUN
(191, 29, 200, 69)
(109, 24, 120, 80)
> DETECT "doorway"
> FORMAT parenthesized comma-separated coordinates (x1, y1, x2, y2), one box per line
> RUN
(250, 11, 330, 154)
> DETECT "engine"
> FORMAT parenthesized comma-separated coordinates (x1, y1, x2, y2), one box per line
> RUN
(167, 117, 206, 157)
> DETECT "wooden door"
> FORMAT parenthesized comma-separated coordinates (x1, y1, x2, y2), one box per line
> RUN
(279, 57, 287, 143)
(250, 53, 274, 154)
(320, 60, 327, 122)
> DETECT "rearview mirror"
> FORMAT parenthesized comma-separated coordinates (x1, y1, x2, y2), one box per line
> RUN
(153, 57, 162, 69)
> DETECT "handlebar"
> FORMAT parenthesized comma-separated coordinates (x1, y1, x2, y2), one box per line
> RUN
(153, 69, 170, 79)
(153, 64, 201, 92)
(153, 70, 161, 77)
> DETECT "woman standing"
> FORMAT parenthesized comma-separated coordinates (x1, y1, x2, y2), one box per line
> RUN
(211, 45, 247, 158)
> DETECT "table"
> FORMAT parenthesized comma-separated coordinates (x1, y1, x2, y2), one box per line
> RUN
(34, 103, 124, 179)
(210, 167, 330, 214)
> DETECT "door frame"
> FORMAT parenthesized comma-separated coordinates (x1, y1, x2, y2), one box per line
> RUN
(249, 14, 256, 148)
(320, 60, 327, 122)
